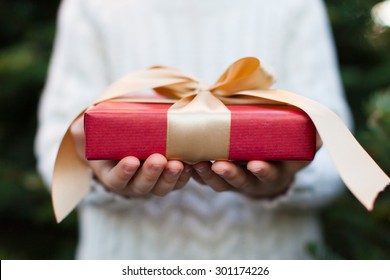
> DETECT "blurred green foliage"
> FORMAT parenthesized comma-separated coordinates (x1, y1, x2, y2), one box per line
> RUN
(0, 0, 389, 259)
(360, 89, 390, 171)
(326, 0, 390, 127)
(0, 0, 78, 259)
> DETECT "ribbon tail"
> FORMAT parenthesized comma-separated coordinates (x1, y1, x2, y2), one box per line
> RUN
(314, 108, 389, 210)
(238, 90, 390, 210)
(52, 128, 91, 223)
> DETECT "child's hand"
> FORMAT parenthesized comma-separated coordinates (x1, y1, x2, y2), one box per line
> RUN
(192, 135, 322, 198)
(192, 160, 306, 198)
(70, 116, 192, 197)
(88, 154, 192, 197)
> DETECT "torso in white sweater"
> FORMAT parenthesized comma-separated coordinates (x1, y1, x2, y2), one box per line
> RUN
(36, 0, 352, 259)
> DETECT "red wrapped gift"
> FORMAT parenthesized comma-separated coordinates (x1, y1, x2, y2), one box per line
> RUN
(51, 57, 389, 223)
(84, 101, 316, 161)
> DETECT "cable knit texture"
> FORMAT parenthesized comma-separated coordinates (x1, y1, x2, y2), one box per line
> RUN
(35, 0, 352, 259)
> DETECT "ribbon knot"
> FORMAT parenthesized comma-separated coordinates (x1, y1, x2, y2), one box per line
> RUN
(194, 83, 211, 93)
(154, 58, 277, 162)
(166, 89, 232, 162)
(152, 57, 274, 102)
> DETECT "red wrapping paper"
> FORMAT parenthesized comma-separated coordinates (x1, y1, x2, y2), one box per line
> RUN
(84, 102, 316, 161)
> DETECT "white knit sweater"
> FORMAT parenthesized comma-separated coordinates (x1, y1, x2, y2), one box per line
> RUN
(35, 0, 352, 259)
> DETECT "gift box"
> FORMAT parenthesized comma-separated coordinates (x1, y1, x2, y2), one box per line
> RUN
(84, 101, 316, 161)
(52, 57, 389, 223)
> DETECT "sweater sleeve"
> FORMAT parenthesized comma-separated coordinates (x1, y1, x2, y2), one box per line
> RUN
(35, 0, 122, 204)
(260, 0, 354, 209)
(35, 0, 152, 210)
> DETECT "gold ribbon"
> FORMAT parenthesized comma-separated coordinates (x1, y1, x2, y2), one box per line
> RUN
(52, 57, 389, 222)
(167, 90, 232, 162)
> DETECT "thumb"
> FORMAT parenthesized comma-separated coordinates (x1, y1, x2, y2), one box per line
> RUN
(70, 115, 87, 161)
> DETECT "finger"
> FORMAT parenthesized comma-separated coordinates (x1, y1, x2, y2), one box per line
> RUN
(174, 164, 193, 190)
(70, 115, 86, 160)
(150, 160, 184, 196)
(191, 170, 206, 185)
(246, 160, 281, 185)
(211, 161, 256, 190)
(193, 161, 231, 192)
(247, 160, 309, 197)
(126, 153, 167, 195)
(315, 130, 323, 150)
(91, 156, 140, 191)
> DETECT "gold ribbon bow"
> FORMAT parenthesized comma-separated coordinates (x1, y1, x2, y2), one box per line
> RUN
(52, 57, 389, 222)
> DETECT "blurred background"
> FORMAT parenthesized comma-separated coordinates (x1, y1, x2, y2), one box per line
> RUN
(0, 0, 389, 259)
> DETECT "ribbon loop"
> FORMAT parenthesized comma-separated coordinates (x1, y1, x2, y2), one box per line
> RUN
(211, 57, 274, 96)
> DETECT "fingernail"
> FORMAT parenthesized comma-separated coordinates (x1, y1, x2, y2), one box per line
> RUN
(252, 168, 266, 177)
(123, 166, 136, 174)
(150, 164, 164, 172)
(168, 169, 181, 176)
(216, 171, 227, 177)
